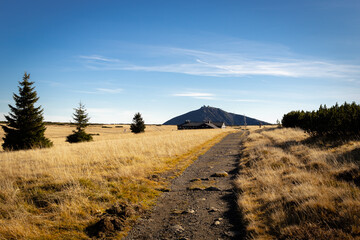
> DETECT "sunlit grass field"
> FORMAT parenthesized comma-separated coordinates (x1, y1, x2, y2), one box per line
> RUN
(236, 127, 360, 239)
(0, 124, 178, 151)
(0, 124, 231, 239)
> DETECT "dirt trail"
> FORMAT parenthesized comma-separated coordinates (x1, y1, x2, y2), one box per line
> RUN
(125, 131, 246, 240)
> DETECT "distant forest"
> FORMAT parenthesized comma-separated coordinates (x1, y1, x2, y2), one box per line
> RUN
(282, 102, 360, 136)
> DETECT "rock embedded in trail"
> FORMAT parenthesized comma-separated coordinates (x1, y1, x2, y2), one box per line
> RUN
(211, 171, 229, 177)
(171, 209, 183, 215)
(190, 178, 201, 182)
(205, 186, 221, 191)
(208, 207, 219, 212)
(213, 218, 223, 226)
(214, 220, 221, 226)
(171, 224, 185, 232)
(182, 209, 195, 214)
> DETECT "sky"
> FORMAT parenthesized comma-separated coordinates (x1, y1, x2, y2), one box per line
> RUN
(1, 0, 360, 124)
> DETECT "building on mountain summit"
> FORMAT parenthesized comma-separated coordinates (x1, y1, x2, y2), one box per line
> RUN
(177, 120, 226, 130)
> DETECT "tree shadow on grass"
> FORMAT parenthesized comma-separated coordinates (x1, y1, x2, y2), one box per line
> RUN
(256, 127, 360, 151)
(254, 126, 281, 134)
(300, 135, 360, 150)
(270, 132, 360, 152)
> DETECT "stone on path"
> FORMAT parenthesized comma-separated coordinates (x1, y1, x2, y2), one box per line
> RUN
(211, 171, 229, 177)
(171, 224, 184, 232)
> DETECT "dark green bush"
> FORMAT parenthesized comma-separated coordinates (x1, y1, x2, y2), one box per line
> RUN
(66, 130, 93, 143)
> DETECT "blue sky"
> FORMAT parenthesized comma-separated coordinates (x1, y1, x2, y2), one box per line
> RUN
(1, 0, 360, 124)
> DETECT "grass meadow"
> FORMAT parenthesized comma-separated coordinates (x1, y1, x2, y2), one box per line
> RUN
(0, 124, 231, 239)
(236, 127, 360, 239)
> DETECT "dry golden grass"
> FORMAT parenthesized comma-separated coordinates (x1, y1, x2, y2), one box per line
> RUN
(236, 127, 360, 239)
(0, 124, 231, 239)
(0, 124, 177, 149)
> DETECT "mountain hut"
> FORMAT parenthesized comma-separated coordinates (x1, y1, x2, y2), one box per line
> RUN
(177, 120, 226, 130)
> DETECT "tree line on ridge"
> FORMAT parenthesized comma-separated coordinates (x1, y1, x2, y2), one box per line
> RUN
(282, 102, 360, 136)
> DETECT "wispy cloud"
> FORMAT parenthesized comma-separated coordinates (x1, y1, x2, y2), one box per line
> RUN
(73, 88, 123, 94)
(95, 88, 123, 94)
(230, 99, 264, 103)
(173, 92, 215, 100)
(79, 45, 360, 80)
(79, 55, 119, 62)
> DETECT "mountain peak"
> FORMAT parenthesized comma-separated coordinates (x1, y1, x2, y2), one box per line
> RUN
(201, 105, 212, 108)
(163, 106, 269, 126)
(200, 105, 214, 110)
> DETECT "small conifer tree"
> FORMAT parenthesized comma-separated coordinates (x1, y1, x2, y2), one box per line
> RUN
(66, 102, 93, 143)
(130, 112, 146, 133)
(2, 72, 53, 150)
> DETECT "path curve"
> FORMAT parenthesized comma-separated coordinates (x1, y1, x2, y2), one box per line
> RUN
(125, 131, 246, 240)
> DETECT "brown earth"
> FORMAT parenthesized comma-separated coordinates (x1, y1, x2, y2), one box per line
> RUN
(125, 131, 247, 240)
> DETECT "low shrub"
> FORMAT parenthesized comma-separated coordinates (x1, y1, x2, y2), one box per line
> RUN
(66, 130, 93, 143)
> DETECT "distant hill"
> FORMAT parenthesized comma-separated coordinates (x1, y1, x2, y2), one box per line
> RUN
(163, 106, 270, 126)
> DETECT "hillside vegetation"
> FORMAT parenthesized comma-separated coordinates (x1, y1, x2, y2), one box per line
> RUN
(236, 127, 360, 239)
(282, 102, 360, 136)
(0, 125, 230, 239)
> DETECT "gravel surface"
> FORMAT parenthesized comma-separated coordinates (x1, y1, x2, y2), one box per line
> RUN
(125, 131, 247, 240)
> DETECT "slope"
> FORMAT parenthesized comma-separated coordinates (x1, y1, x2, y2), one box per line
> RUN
(163, 106, 269, 126)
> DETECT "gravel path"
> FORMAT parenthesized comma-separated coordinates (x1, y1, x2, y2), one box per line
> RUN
(125, 131, 246, 240)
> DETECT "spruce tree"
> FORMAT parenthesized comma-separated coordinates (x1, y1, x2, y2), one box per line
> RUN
(2, 72, 53, 151)
(66, 102, 93, 143)
(130, 112, 146, 133)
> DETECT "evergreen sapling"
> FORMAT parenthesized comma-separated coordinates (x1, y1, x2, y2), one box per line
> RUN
(2, 72, 53, 150)
(130, 112, 146, 133)
(66, 102, 93, 143)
